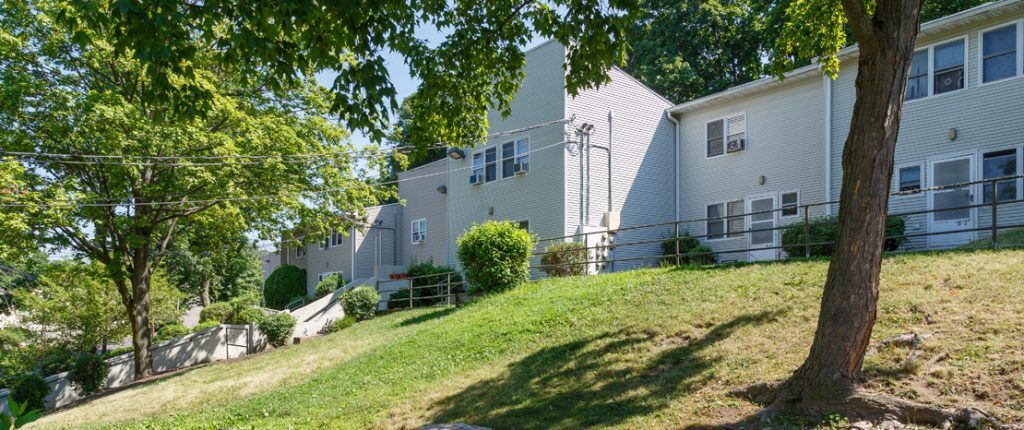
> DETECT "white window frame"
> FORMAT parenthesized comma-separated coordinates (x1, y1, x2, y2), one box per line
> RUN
(500, 136, 530, 179)
(331, 230, 344, 247)
(978, 20, 1024, 87)
(319, 237, 328, 250)
(705, 201, 728, 241)
(471, 151, 485, 184)
(979, 147, 1021, 204)
(906, 35, 969, 103)
(704, 112, 746, 159)
(779, 191, 801, 218)
(894, 162, 924, 198)
(705, 200, 743, 241)
(411, 218, 427, 244)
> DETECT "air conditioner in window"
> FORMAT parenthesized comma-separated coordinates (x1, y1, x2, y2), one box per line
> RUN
(726, 138, 746, 153)
(513, 161, 529, 175)
(470, 172, 484, 185)
(934, 69, 963, 93)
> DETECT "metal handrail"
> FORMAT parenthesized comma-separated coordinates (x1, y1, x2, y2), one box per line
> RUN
(531, 175, 1024, 273)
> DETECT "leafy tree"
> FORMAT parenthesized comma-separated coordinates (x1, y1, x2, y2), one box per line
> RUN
(15, 260, 185, 354)
(734, 0, 989, 424)
(164, 225, 262, 306)
(379, 95, 449, 195)
(624, 0, 986, 104)
(625, 0, 781, 103)
(0, 0, 387, 379)
(55, 0, 633, 150)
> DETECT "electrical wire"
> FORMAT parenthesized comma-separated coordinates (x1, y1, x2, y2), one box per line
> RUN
(2, 118, 573, 167)
(1, 136, 577, 209)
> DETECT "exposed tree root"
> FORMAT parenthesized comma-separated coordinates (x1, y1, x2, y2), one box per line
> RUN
(730, 381, 1016, 429)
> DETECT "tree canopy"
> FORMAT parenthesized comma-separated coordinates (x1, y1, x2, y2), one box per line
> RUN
(58, 0, 635, 150)
(0, 0, 391, 377)
(624, 0, 988, 104)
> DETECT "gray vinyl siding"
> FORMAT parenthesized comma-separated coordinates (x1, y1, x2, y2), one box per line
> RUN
(830, 5, 1024, 250)
(446, 40, 568, 271)
(676, 75, 828, 261)
(563, 67, 675, 269)
(399, 159, 449, 266)
(302, 204, 402, 293)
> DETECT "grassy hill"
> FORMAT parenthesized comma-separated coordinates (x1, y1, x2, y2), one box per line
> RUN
(35, 250, 1024, 429)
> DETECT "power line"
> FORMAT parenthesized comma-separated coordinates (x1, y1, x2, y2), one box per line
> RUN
(3, 118, 572, 167)
(0, 137, 576, 208)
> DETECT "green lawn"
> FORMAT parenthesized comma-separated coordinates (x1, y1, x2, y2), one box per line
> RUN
(35, 250, 1024, 429)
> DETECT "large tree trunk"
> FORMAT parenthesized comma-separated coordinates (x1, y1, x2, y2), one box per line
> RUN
(757, 0, 928, 422)
(200, 277, 212, 307)
(118, 263, 156, 380)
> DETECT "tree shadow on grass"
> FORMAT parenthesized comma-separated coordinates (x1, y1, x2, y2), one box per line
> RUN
(427, 310, 785, 430)
(399, 306, 458, 327)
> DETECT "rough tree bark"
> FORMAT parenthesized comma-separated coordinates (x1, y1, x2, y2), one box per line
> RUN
(201, 277, 212, 307)
(737, 1, 1015, 428)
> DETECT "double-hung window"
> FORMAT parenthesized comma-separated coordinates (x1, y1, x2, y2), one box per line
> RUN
(296, 245, 305, 258)
(501, 138, 530, 178)
(707, 200, 744, 240)
(411, 219, 427, 244)
(982, 23, 1019, 84)
(906, 50, 930, 100)
(706, 114, 746, 157)
(331, 231, 343, 247)
(471, 148, 498, 184)
(897, 165, 922, 193)
(780, 192, 800, 217)
(982, 149, 1019, 203)
(933, 39, 965, 95)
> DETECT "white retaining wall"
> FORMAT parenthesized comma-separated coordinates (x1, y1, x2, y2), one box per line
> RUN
(0, 324, 267, 412)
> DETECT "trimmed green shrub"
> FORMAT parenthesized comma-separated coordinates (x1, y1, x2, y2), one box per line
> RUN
(324, 316, 356, 334)
(38, 350, 75, 376)
(257, 313, 296, 348)
(230, 307, 266, 325)
(10, 373, 49, 411)
(661, 231, 716, 265)
(154, 323, 189, 342)
(199, 302, 232, 324)
(264, 264, 307, 310)
(781, 215, 906, 257)
(314, 274, 344, 299)
(341, 287, 379, 321)
(456, 221, 536, 293)
(540, 242, 589, 277)
(68, 354, 108, 396)
(192, 321, 221, 333)
(101, 346, 134, 359)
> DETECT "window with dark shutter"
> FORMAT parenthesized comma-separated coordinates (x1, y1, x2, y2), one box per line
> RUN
(707, 119, 724, 157)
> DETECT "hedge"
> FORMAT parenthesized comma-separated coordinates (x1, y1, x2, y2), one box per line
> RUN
(540, 242, 589, 277)
(781, 215, 906, 257)
(263, 264, 307, 310)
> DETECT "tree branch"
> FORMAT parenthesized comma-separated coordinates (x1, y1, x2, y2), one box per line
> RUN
(840, 0, 877, 46)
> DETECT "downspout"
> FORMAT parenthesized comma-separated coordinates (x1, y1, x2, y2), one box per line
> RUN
(824, 74, 833, 215)
(350, 227, 356, 280)
(665, 111, 680, 223)
(607, 111, 613, 213)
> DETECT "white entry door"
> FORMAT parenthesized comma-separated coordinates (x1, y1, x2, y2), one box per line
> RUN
(747, 196, 778, 261)
(928, 155, 975, 248)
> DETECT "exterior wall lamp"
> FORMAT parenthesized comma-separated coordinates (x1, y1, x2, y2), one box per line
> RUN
(447, 147, 466, 160)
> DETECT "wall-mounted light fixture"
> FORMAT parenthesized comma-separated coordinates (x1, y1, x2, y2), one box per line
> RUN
(759, 175, 766, 185)
(488, 207, 494, 216)
(447, 147, 466, 160)
(948, 128, 958, 141)
(436, 185, 447, 194)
